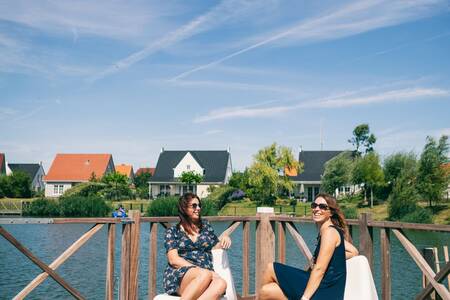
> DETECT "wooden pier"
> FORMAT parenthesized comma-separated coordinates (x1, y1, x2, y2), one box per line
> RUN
(1, 212, 450, 299)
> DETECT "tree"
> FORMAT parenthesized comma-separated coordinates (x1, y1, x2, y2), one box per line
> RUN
(247, 143, 301, 205)
(383, 152, 417, 197)
(228, 170, 251, 191)
(101, 172, 132, 200)
(321, 152, 354, 195)
(134, 171, 152, 199)
(180, 171, 203, 194)
(352, 152, 385, 208)
(388, 170, 420, 221)
(348, 124, 377, 156)
(417, 135, 449, 206)
(0, 171, 32, 198)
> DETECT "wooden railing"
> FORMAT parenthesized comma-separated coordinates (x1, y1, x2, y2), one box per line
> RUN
(1, 212, 449, 299)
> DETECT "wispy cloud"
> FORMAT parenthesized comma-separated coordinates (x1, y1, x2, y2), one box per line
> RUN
(194, 87, 449, 123)
(170, 0, 448, 80)
(0, 107, 17, 120)
(89, 0, 275, 82)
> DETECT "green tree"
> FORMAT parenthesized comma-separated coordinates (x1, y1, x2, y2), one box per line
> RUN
(388, 171, 420, 221)
(321, 152, 354, 195)
(383, 152, 417, 197)
(247, 143, 301, 205)
(417, 135, 449, 206)
(228, 169, 251, 191)
(348, 124, 377, 156)
(7, 171, 32, 198)
(134, 172, 152, 199)
(180, 171, 203, 194)
(101, 172, 132, 200)
(352, 152, 385, 208)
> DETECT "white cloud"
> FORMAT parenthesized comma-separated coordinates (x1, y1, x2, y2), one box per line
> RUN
(0, 107, 17, 120)
(170, 0, 448, 80)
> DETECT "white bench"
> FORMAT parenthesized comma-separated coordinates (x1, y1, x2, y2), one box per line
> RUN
(344, 255, 379, 300)
(154, 249, 237, 300)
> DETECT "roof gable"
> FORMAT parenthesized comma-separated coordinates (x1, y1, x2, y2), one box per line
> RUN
(150, 150, 230, 183)
(136, 167, 155, 176)
(290, 150, 344, 182)
(173, 152, 204, 178)
(115, 164, 134, 178)
(44, 154, 113, 182)
(8, 163, 42, 179)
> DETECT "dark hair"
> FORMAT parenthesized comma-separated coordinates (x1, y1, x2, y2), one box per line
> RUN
(314, 193, 350, 241)
(177, 192, 203, 235)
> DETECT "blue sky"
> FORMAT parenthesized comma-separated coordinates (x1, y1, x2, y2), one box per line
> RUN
(1, 0, 450, 171)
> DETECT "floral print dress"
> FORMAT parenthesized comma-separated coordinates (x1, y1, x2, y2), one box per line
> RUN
(163, 220, 219, 295)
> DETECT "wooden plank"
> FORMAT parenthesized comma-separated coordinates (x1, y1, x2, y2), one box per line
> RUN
(0, 226, 85, 299)
(285, 222, 313, 268)
(255, 212, 275, 296)
(128, 210, 141, 299)
(52, 218, 122, 224)
(380, 228, 391, 300)
(444, 246, 449, 290)
(106, 223, 115, 300)
(392, 229, 450, 299)
(0, 218, 54, 224)
(434, 247, 441, 273)
(277, 222, 286, 264)
(149, 222, 158, 300)
(120, 223, 131, 300)
(140, 216, 259, 223)
(359, 213, 374, 270)
(242, 221, 250, 297)
(369, 221, 450, 233)
(416, 262, 450, 300)
(219, 221, 241, 239)
(14, 224, 104, 300)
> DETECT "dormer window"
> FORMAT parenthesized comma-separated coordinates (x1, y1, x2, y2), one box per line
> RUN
(187, 165, 190, 170)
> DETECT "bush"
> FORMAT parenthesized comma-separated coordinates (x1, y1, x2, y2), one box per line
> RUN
(341, 206, 358, 219)
(23, 198, 60, 217)
(59, 195, 111, 217)
(200, 199, 218, 216)
(63, 182, 107, 197)
(204, 186, 237, 209)
(400, 207, 433, 224)
(147, 196, 179, 216)
(338, 193, 363, 204)
(388, 174, 419, 221)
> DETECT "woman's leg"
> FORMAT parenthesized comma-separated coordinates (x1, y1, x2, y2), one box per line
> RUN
(178, 267, 212, 300)
(262, 262, 279, 285)
(198, 272, 227, 300)
(259, 282, 287, 300)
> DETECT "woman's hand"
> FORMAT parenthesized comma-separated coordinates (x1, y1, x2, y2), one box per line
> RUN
(219, 235, 232, 249)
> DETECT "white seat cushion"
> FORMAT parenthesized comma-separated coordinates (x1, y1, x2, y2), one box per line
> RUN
(154, 249, 237, 300)
(344, 255, 379, 300)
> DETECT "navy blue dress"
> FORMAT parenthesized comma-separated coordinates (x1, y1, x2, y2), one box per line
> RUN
(273, 226, 347, 300)
(163, 220, 219, 295)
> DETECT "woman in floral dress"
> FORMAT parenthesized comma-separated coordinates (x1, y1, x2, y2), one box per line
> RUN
(163, 192, 232, 299)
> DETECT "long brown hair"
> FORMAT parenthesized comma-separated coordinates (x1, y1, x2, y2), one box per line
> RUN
(177, 192, 203, 235)
(315, 193, 350, 241)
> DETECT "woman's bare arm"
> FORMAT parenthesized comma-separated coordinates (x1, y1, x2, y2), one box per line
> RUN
(344, 240, 359, 259)
(166, 249, 195, 269)
(213, 235, 232, 249)
(302, 228, 340, 299)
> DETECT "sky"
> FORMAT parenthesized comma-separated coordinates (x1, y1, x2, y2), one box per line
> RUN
(1, 0, 450, 171)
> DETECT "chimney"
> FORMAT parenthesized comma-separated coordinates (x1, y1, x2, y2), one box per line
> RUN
(227, 146, 231, 153)
(161, 147, 165, 153)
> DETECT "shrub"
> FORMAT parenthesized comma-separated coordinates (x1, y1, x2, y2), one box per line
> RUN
(23, 198, 60, 217)
(63, 182, 107, 197)
(147, 196, 179, 216)
(341, 206, 358, 219)
(59, 195, 111, 217)
(338, 193, 363, 204)
(204, 186, 237, 209)
(400, 207, 433, 224)
(388, 173, 419, 221)
(200, 199, 218, 216)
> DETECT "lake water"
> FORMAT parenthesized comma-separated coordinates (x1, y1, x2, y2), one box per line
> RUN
(0, 221, 449, 299)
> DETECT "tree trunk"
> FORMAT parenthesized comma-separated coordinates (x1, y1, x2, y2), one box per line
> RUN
(364, 188, 367, 204)
(370, 188, 373, 209)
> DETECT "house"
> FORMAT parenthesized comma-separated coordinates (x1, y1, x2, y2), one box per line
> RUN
(0, 153, 5, 175)
(7, 163, 46, 191)
(135, 167, 155, 177)
(44, 154, 115, 197)
(115, 164, 134, 182)
(288, 150, 344, 201)
(149, 149, 232, 198)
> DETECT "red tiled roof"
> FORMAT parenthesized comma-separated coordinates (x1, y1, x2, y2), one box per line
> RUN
(115, 164, 134, 178)
(44, 154, 113, 182)
(136, 167, 155, 176)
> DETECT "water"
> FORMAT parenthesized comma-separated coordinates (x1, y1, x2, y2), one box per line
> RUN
(0, 221, 449, 299)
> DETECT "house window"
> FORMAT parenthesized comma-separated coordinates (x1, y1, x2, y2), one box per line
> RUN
(345, 186, 351, 193)
(186, 165, 191, 170)
(54, 185, 59, 194)
(159, 185, 171, 196)
(182, 185, 196, 194)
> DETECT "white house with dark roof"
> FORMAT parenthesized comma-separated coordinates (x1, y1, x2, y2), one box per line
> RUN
(7, 163, 46, 191)
(149, 149, 232, 198)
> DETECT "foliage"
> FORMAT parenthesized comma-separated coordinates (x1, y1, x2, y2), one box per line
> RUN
(136, 187, 149, 199)
(352, 152, 385, 207)
(204, 185, 237, 209)
(0, 172, 32, 198)
(59, 195, 111, 217)
(340, 206, 358, 219)
(417, 135, 449, 206)
(321, 152, 354, 195)
(228, 170, 251, 191)
(63, 182, 107, 197)
(133, 172, 152, 199)
(380, 152, 418, 201)
(247, 143, 301, 205)
(338, 193, 363, 203)
(180, 171, 203, 185)
(348, 124, 377, 156)
(101, 172, 133, 200)
(23, 198, 60, 217)
(146, 196, 218, 217)
(400, 207, 433, 224)
(388, 171, 420, 221)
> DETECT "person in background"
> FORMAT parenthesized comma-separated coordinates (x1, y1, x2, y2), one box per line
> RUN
(259, 193, 359, 300)
(163, 192, 232, 299)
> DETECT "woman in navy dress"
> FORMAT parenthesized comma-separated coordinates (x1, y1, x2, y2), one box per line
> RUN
(163, 192, 232, 299)
(259, 193, 359, 300)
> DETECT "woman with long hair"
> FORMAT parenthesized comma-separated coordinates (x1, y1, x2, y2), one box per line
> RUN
(163, 192, 232, 299)
(259, 193, 359, 300)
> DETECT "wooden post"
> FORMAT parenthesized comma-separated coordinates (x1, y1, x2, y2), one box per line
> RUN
(359, 213, 373, 270)
(444, 246, 449, 290)
(255, 209, 275, 296)
(128, 210, 141, 299)
(277, 222, 286, 263)
(120, 221, 131, 300)
(106, 224, 115, 300)
(380, 228, 391, 300)
(242, 221, 250, 297)
(423, 248, 437, 300)
(148, 222, 158, 300)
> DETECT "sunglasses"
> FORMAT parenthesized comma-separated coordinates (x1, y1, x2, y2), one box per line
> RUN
(310, 202, 329, 210)
(188, 203, 202, 210)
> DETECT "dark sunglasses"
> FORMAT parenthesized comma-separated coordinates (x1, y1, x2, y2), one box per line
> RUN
(310, 202, 329, 210)
(188, 203, 202, 209)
